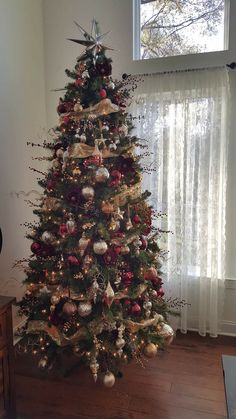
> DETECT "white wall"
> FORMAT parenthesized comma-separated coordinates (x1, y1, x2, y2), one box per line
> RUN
(0, 0, 47, 323)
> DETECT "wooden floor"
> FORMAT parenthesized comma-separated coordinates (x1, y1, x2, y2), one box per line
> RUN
(15, 332, 236, 419)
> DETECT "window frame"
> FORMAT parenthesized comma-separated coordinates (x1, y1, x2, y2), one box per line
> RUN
(133, 0, 235, 71)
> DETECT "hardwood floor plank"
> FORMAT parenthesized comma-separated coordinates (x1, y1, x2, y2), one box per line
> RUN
(171, 382, 225, 402)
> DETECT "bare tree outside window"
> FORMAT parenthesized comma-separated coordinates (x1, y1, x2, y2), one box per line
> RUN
(140, 0, 226, 59)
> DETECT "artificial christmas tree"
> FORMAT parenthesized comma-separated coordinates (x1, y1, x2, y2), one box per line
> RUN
(17, 20, 175, 387)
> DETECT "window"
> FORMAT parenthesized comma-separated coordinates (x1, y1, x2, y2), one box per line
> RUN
(133, 0, 230, 60)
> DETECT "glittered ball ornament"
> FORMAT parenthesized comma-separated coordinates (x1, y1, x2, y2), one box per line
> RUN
(93, 240, 108, 255)
(82, 186, 95, 201)
(78, 301, 92, 317)
(159, 324, 174, 345)
(62, 301, 78, 316)
(95, 167, 110, 183)
(102, 371, 115, 388)
(144, 343, 158, 358)
(41, 231, 54, 244)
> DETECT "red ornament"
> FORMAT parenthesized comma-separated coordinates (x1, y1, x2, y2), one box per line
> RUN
(46, 179, 55, 191)
(111, 170, 122, 180)
(157, 287, 165, 297)
(140, 236, 148, 250)
(131, 303, 141, 314)
(75, 79, 84, 87)
(63, 116, 70, 125)
(122, 271, 134, 286)
(124, 299, 131, 306)
(59, 224, 68, 236)
(99, 89, 107, 99)
(67, 255, 80, 266)
(133, 214, 141, 224)
(114, 246, 121, 255)
(103, 249, 117, 266)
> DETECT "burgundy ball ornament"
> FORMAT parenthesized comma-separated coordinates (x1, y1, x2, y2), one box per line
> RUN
(140, 236, 148, 250)
(62, 301, 78, 316)
(46, 179, 55, 191)
(133, 214, 141, 224)
(67, 255, 80, 266)
(59, 224, 68, 236)
(57, 102, 67, 114)
(131, 303, 141, 314)
(96, 61, 112, 76)
(31, 242, 41, 255)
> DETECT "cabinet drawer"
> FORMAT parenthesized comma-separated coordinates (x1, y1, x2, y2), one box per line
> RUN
(0, 315, 6, 348)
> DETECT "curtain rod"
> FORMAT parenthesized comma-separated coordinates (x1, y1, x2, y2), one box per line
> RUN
(135, 62, 236, 77)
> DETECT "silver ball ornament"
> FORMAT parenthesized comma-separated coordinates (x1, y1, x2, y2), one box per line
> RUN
(78, 301, 92, 317)
(82, 186, 95, 200)
(103, 371, 115, 388)
(41, 231, 54, 243)
(93, 240, 108, 255)
(95, 167, 110, 182)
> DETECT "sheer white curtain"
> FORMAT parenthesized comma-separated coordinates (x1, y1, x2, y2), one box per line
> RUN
(131, 68, 229, 337)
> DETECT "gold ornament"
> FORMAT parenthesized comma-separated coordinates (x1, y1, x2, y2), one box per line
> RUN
(51, 294, 60, 305)
(120, 245, 130, 255)
(103, 281, 115, 307)
(109, 218, 120, 232)
(103, 371, 115, 388)
(38, 356, 48, 370)
(101, 201, 114, 214)
(144, 343, 158, 358)
(125, 218, 133, 231)
(78, 233, 90, 256)
(72, 167, 81, 176)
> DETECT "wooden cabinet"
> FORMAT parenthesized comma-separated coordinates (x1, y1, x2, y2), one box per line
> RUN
(0, 297, 16, 419)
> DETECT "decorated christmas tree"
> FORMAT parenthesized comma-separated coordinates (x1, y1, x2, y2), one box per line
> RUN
(17, 20, 174, 387)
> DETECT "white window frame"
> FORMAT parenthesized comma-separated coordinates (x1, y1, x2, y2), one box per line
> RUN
(133, 0, 236, 72)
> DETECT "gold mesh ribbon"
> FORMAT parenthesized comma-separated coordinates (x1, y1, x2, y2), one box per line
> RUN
(124, 313, 163, 333)
(27, 320, 88, 346)
(68, 142, 134, 159)
(111, 183, 142, 207)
